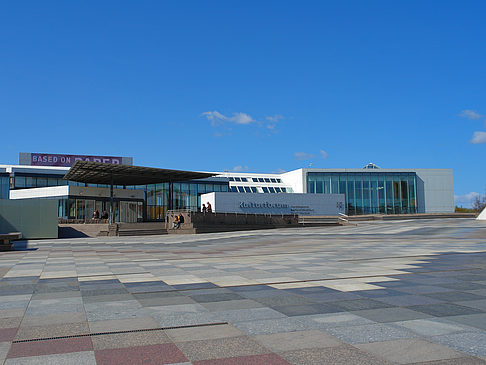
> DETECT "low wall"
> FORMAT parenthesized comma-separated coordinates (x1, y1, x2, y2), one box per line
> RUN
(166, 211, 299, 234)
(0, 199, 58, 239)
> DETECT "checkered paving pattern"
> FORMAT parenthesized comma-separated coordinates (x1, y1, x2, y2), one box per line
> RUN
(1, 219, 486, 364)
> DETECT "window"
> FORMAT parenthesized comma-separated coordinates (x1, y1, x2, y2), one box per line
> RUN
(270, 178, 277, 183)
(244, 186, 251, 193)
(268, 187, 276, 193)
(237, 186, 245, 193)
(262, 187, 269, 193)
(228, 177, 234, 181)
(235, 177, 241, 182)
(241, 177, 248, 182)
(258, 178, 264, 182)
(274, 187, 281, 193)
(264, 178, 270, 183)
(276, 179, 282, 183)
(230, 186, 238, 192)
(252, 178, 258, 182)
(281, 187, 287, 192)
(251, 187, 257, 193)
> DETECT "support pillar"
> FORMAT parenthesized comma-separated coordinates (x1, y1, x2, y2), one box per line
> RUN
(110, 175, 114, 224)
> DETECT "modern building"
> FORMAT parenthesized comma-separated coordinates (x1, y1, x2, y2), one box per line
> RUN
(0, 153, 454, 222)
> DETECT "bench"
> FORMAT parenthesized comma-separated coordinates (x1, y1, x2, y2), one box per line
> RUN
(0, 232, 22, 251)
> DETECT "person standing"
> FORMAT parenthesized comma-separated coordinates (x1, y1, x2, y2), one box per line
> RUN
(206, 202, 212, 213)
(172, 215, 180, 229)
(201, 204, 207, 213)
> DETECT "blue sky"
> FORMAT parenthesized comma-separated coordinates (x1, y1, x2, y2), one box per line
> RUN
(1, 1, 485, 206)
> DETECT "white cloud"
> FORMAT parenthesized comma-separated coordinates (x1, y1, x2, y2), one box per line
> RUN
(201, 111, 255, 126)
(320, 150, 329, 159)
(272, 168, 287, 173)
(232, 165, 249, 172)
(459, 109, 483, 120)
(266, 114, 285, 122)
(470, 131, 486, 144)
(294, 152, 315, 160)
(454, 192, 480, 208)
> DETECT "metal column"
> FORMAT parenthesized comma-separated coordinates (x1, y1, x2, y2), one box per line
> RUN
(109, 175, 114, 224)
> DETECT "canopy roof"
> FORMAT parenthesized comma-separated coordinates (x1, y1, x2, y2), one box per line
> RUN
(63, 160, 216, 185)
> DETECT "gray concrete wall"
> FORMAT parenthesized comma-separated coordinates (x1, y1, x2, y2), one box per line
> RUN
(0, 199, 58, 239)
(414, 169, 454, 213)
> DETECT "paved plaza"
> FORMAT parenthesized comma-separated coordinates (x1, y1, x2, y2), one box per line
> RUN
(1, 218, 486, 364)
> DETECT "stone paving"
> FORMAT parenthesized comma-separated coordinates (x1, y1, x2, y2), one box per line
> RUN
(0, 218, 486, 364)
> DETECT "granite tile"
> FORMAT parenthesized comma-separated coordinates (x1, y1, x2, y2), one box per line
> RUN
(7, 337, 93, 358)
(325, 322, 418, 344)
(254, 330, 342, 351)
(95, 343, 187, 365)
(356, 338, 464, 364)
(166, 324, 243, 342)
(192, 353, 290, 365)
(279, 345, 392, 365)
(408, 303, 484, 317)
(176, 336, 269, 361)
(4, 351, 97, 365)
(91, 330, 170, 350)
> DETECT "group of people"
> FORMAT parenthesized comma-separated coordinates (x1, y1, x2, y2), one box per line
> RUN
(172, 213, 185, 229)
(172, 202, 213, 229)
(91, 209, 109, 220)
(201, 202, 212, 213)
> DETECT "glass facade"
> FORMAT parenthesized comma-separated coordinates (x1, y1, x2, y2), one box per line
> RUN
(307, 172, 417, 215)
(0, 175, 9, 199)
(9, 174, 229, 221)
(57, 198, 143, 223)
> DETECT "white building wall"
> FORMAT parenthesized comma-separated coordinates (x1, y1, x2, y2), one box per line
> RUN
(200, 192, 345, 215)
(280, 169, 306, 193)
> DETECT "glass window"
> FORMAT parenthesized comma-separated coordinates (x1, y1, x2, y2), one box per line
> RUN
(221, 185, 229, 192)
(274, 187, 281, 193)
(347, 175, 356, 215)
(331, 175, 339, 194)
(230, 186, 237, 192)
(228, 177, 234, 181)
(262, 187, 269, 193)
(15, 176, 26, 188)
(258, 178, 264, 182)
(252, 178, 258, 182)
(281, 187, 287, 193)
(385, 176, 394, 214)
(270, 178, 277, 183)
(264, 178, 270, 183)
(401, 178, 409, 214)
(308, 180, 315, 194)
(234, 177, 241, 182)
(316, 181, 323, 194)
(241, 177, 248, 182)
(237, 186, 245, 193)
(355, 176, 363, 215)
(244, 186, 251, 193)
(37, 177, 47, 187)
(378, 176, 385, 214)
(268, 187, 276, 193)
(276, 179, 282, 183)
(251, 187, 257, 193)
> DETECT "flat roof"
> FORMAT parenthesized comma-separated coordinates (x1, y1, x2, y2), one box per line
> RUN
(63, 161, 216, 185)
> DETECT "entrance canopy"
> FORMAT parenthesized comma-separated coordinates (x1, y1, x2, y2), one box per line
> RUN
(63, 161, 216, 185)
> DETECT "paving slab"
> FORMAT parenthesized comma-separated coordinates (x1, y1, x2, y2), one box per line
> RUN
(254, 329, 342, 352)
(279, 344, 392, 365)
(356, 338, 465, 364)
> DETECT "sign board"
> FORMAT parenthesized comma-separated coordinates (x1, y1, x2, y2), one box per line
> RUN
(200, 192, 345, 216)
(19, 153, 133, 167)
